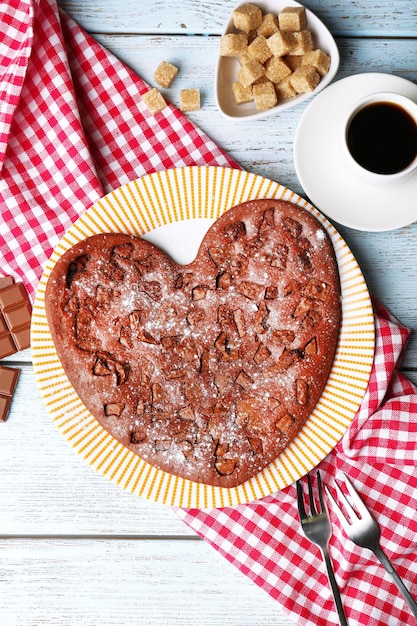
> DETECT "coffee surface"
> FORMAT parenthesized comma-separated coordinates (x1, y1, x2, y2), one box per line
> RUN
(347, 102, 417, 175)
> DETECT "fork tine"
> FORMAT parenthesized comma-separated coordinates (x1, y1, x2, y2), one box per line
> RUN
(342, 472, 370, 516)
(317, 470, 325, 512)
(307, 472, 317, 515)
(296, 479, 306, 520)
(334, 478, 359, 521)
(324, 483, 352, 533)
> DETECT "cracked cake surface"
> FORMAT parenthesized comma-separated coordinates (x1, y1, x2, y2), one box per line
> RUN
(45, 199, 341, 488)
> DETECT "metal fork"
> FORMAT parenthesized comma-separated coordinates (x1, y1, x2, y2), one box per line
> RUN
(326, 472, 417, 619)
(296, 471, 349, 626)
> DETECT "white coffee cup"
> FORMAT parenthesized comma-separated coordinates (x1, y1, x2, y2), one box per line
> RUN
(341, 91, 417, 184)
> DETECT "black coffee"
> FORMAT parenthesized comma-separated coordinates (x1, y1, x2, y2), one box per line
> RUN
(347, 102, 417, 175)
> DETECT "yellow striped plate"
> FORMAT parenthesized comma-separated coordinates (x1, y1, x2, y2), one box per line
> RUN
(31, 166, 375, 508)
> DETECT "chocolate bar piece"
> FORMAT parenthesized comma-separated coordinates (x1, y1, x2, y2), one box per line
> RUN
(0, 364, 20, 422)
(0, 276, 32, 358)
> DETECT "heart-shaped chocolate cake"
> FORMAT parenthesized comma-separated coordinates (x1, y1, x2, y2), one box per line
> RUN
(45, 199, 340, 488)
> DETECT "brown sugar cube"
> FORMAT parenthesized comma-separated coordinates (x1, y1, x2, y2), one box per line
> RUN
(267, 30, 295, 57)
(252, 80, 277, 111)
(252, 75, 269, 86)
(247, 35, 272, 64)
(142, 88, 167, 114)
(153, 61, 179, 88)
(290, 65, 320, 93)
(246, 29, 259, 44)
(238, 52, 251, 65)
(264, 56, 291, 83)
(219, 33, 248, 57)
(232, 3, 263, 32)
(237, 59, 265, 88)
(291, 30, 314, 55)
(275, 75, 297, 99)
(180, 88, 200, 112)
(301, 49, 331, 76)
(284, 54, 303, 71)
(278, 6, 307, 31)
(232, 81, 254, 105)
(257, 13, 280, 38)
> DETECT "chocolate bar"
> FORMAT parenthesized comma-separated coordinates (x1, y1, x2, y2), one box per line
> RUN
(0, 276, 32, 358)
(0, 364, 20, 422)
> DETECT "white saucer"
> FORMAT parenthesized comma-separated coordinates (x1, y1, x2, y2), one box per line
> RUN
(294, 73, 417, 231)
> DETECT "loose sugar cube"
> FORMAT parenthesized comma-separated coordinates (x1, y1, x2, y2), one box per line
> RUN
(301, 49, 331, 76)
(290, 66, 320, 93)
(278, 6, 307, 31)
(220, 33, 248, 57)
(143, 88, 167, 114)
(232, 3, 263, 32)
(252, 80, 277, 111)
(264, 56, 291, 83)
(153, 61, 179, 88)
(275, 76, 297, 99)
(247, 35, 273, 64)
(267, 30, 295, 57)
(237, 59, 265, 87)
(291, 30, 314, 55)
(257, 13, 280, 38)
(232, 82, 254, 105)
(180, 88, 201, 112)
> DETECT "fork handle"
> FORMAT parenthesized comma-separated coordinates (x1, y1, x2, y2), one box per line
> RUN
(372, 545, 417, 619)
(321, 549, 349, 626)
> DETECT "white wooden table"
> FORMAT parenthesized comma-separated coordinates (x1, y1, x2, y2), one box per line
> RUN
(1, 1, 417, 624)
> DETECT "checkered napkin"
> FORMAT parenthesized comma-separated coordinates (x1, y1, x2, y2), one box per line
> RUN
(177, 298, 417, 626)
(1, 3, 416, 626)
(0, 0, 237, 301)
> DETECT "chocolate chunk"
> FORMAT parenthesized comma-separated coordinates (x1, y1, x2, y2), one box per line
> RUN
(104, 403, 124, 417)
(0, 365, 21, 422)
(66, 255, 89, 287)
(215, 458, 237, 476)
(0, 277, 32, 357)
(238, 281, 264, 301)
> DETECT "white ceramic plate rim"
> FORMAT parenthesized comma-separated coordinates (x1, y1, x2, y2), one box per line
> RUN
(215, 0, 340, 121)
(31, 166, 375, 508)
(294, 72, 417, 231)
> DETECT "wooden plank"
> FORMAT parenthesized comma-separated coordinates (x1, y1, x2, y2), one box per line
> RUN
(0, 538, 293, 626)
(57, 0, 417, 37)
(0, 367, 191, 537)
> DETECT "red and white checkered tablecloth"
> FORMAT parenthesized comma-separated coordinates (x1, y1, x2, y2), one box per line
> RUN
(178, 299, 417, 625)
(1, 2, 416, 625)
(0, 0, 238, 300)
